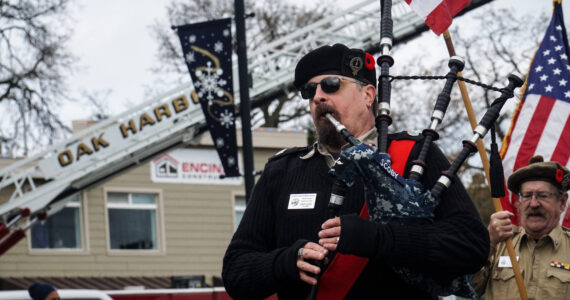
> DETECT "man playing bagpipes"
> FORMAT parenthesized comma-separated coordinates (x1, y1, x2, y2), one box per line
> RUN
(222, 43, 490, 299)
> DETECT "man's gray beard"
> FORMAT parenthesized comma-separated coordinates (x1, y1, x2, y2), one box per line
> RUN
(316, 120, 345, 150)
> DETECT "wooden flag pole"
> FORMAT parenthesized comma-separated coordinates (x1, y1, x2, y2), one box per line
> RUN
(442, 29, 528, 300)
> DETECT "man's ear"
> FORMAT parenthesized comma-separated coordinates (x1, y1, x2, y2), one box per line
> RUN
(363, 85, 377, 109)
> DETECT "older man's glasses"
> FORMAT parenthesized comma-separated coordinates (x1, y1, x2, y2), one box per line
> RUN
(299, 77, 364, 99)
(518, 191, 559, 202)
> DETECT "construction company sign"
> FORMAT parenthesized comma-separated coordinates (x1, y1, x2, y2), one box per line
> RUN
(150, 148, 243, 185)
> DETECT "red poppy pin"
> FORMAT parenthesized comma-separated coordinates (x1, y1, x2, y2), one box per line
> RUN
(556, 169, 564, 183)
(365, 53, 375, 70)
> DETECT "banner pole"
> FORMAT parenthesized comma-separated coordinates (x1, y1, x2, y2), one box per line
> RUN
(235, 0, 255, 203)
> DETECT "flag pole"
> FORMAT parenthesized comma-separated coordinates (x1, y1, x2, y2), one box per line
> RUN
(442, 29, 528, 300)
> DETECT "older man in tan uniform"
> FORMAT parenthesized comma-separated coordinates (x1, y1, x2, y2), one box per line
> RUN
(472, 156, 570, 300)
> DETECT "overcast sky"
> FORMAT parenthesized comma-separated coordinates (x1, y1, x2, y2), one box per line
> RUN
(62, 0, 170, 122)
(61, 0, 570, 126)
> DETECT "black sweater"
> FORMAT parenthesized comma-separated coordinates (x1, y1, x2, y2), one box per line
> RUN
(222, 132, 489, 299)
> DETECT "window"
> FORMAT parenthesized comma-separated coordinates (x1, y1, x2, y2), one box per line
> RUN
(107, 192, 159, 250)
(30, 194, 83, 250)
(234, 195, 246, 230)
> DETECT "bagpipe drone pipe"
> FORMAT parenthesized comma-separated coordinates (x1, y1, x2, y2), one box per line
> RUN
(307, 1, 525, 298)
(309, 0, 396, 298)
(324, 73, 522, 298)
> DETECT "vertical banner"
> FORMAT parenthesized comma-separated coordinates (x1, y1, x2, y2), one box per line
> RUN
(175, 18, 240, 177)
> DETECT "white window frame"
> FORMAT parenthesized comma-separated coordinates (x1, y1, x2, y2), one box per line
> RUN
(232, 191, 246, 231)
(28, 192, 89, 255)
(104, 187, 165, 256)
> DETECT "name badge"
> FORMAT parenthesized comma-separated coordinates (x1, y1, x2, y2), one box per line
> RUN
(498, 256, 519, 268)
(288, 193, 317, 209)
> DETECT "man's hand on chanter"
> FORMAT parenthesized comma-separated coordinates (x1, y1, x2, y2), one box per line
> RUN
(296, 242, 328, 285)
(318, 217, 341, 251)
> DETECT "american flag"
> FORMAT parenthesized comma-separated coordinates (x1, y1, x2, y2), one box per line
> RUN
(404, 0, 471, 35)
(500, 1, 570, 227)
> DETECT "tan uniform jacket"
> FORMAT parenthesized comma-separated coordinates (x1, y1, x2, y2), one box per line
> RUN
(472, 225, 570, 300)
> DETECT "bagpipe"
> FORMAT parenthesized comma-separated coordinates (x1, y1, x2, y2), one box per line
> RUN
(308, 0, 524, 298)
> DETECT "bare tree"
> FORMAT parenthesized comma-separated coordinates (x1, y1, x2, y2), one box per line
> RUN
(150, 1, 547, 154)
(80, 89, 112, 121)
(451, 8, 548, 138)
(466, 172, 493, 225)
(0, 0, 76, 156)
(387, 7, 548, 218)
(149, 0, 238, 78)
(391, 7, 548, 166)
(149, 0, 330, 129)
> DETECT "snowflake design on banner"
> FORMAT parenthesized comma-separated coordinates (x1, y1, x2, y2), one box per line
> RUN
(185, 51, 195, 64)
(194, 61, 227, 102)
(175, 18, 240, 177)
(227, 156, 236, 167)
(220, 109, 234, 128)
(214, 41, 223, 53)
(216, 137, 225, 148)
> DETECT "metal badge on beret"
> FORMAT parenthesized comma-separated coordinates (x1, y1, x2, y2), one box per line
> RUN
(349, 57, 363, 76)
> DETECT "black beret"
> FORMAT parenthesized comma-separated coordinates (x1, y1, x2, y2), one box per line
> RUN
(507, 155, 570, 194)
(294, 43, 376, 89)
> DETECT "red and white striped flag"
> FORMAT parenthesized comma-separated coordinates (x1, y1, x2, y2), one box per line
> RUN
(404, 0, 471, 35)
(500, 1, 570, 227)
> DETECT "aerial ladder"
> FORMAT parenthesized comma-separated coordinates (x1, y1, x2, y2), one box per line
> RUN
(0, 0, 491, 254)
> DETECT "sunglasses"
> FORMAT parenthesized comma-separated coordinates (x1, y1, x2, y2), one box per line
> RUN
(299, 77, 364, 99)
